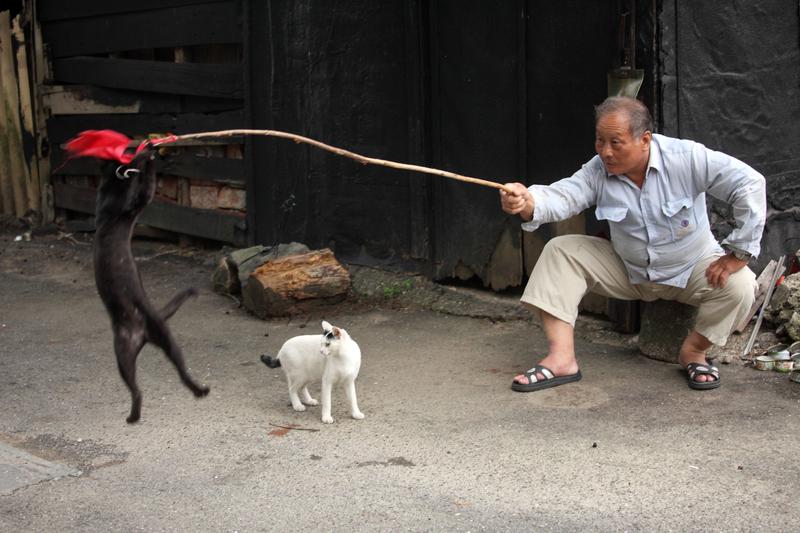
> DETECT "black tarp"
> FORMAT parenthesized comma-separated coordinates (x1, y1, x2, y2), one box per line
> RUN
(659, 0, 800, 272)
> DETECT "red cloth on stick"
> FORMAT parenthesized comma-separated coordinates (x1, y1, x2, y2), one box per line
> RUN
(64, 130, 143, 164)
(64, 130, 177, 164)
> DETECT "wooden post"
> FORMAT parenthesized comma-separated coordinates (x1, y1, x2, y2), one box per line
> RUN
(0, 9, 29, 216)
(30, 2, 54, 223)
(12, 13, 41, 215)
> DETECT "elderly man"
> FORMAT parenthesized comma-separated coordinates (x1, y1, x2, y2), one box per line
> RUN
(500, 96, 765, 391)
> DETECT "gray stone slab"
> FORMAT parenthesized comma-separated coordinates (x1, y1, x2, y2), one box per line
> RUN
(0, 442, 80, 495)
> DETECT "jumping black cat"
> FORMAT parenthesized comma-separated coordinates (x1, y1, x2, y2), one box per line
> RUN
(93, 144, 209, 423)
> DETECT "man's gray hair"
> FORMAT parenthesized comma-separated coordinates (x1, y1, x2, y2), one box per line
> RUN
(595, 96, 654, 137)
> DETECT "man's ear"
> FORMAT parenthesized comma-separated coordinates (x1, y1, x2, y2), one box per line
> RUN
(640, 130, 652, 151)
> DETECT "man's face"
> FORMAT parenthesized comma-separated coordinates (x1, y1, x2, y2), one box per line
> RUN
(594, 111, 651, 177)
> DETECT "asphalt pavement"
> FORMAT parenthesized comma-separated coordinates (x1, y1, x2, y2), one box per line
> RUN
(1, 229, 798, 532)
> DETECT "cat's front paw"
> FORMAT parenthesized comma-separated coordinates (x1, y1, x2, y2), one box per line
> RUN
(292, 404, 307, 412)
(304, 399, 319, 406)
(321, 415, 334, 424)
(351, 411, 365, 420)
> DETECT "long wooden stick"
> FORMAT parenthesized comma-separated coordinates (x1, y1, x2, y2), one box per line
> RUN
(156, 129, 513, 194)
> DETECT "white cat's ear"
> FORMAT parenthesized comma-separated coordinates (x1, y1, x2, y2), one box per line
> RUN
(332, 327, 342, 339)
(321, 320, 332, 332)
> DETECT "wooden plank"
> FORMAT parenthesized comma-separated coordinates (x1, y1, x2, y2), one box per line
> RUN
(41, 85, 243, 115)
(52, 181, 96, 214)
(53, 57, 242, 99)
(404, 0, 431, 263)
(42, 85, 173, 114)
(50, 147, 245, 184)
(0, 11, 30, 216)
(139, 198, 246, 244)
(162, 153, 245, 183)
(46, 110, 245, 144)
(13, 12, 42, 215)
(243, 0, 277, 246)
(37, 0, 226, 22)
(42, 2, 241, 58)
(52, 182, 246, 244)
(31, 2, 55, 224)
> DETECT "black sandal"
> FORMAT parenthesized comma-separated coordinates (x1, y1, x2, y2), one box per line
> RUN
(685, 361, 720, 390)
(511, 364, 582, 392)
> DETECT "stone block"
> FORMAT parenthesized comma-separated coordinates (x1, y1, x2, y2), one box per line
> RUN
(638, 300, 697, 363)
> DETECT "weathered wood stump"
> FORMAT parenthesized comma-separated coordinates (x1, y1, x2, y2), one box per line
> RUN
(212, 243, 310, 295)
(242, 248, 350, 318)
(637, 300, 697, 363)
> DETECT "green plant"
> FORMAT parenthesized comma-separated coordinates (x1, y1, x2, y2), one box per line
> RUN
(382, 279, 414, 298)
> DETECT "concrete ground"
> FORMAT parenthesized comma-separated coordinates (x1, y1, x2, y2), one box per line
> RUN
(0, 227, 798, 532)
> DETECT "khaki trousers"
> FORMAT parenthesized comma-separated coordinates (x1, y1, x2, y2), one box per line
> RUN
(521, 235, 757, 346)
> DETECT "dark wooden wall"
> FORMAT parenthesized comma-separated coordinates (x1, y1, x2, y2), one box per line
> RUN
(247, 0, 426, 265)
(40, 0, 248, 244)
(37, 0, 655, 289)
(246, 0, 633, 286)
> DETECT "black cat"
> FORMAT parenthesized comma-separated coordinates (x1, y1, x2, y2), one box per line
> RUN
(93, 145, 209, 423)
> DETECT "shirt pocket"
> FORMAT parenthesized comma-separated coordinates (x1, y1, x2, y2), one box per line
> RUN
(595, 206, 628, 223)
(661, 197, 697, 239)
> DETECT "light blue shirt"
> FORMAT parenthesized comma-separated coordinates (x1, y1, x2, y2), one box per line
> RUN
(522, 134, 766, 288)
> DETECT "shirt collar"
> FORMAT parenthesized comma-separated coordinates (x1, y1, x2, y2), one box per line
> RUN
(646, 136, 664, 176)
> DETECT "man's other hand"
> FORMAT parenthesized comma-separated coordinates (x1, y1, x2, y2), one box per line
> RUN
(705, 253, 748, 288)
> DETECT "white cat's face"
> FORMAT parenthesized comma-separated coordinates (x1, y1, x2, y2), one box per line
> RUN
(320, 320, 345, 357)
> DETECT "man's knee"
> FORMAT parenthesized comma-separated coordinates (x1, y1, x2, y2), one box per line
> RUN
(723, 269, 757, 309)
(542, 234, 593, 258)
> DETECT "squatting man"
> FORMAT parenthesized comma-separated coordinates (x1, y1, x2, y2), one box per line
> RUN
(499, 96, 765, 392)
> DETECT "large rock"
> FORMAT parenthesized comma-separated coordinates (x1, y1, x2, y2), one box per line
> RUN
(637, 300, 697, 363)
(242, 248, 350, 318)
(767, 271, 800, 340)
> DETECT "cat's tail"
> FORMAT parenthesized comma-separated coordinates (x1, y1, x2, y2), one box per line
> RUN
(260, 353, 281, 368)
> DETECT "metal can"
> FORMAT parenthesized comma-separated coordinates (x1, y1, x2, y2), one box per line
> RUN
(754, 355, 775, 371)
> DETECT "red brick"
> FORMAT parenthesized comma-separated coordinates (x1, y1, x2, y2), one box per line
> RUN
(157, 176, 179, 200)
(218, 186, 246, 211)
(190, 184, 219, 209)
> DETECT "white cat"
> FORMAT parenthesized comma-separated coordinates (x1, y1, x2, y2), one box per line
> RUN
(260, 320, 364, 424)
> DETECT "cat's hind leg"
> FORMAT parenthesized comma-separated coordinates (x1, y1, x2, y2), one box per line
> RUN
(113, 326, 146, 423)
(345, 378, 364, 420)
(301, 386, 318, 406)
(146, 314, 210, 398)
(287, 378, 307, 411)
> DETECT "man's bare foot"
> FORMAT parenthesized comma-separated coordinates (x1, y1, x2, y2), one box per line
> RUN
(513, 354, 580, 385)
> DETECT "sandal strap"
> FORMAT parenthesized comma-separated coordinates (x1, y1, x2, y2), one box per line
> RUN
(523, 364, 554, 383)
(686, 362, 719, 380)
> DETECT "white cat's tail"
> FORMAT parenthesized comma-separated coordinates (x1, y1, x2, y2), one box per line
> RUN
(260, 353, 281, 368)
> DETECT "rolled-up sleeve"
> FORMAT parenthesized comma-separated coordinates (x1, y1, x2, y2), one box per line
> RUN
(693, 145, 766, 258)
